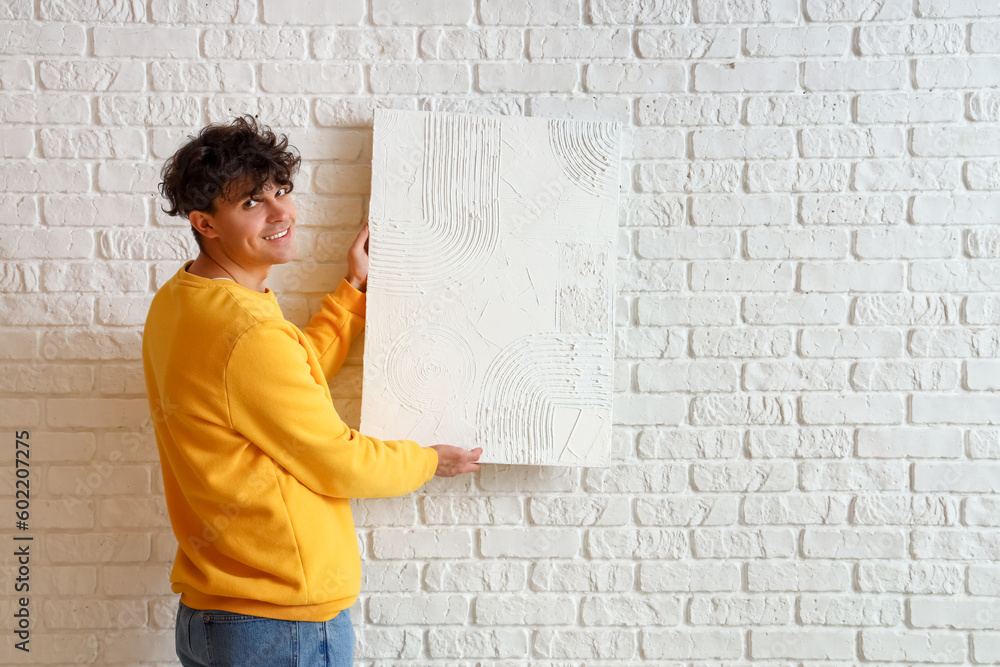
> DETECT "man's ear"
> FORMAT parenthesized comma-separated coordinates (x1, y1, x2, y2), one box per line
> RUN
(189, 210, 218, 241)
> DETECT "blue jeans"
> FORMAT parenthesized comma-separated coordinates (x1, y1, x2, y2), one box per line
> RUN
(175, 600, 354, 666)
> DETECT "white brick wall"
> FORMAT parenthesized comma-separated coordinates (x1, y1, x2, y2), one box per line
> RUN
(1, 0, 999, 664)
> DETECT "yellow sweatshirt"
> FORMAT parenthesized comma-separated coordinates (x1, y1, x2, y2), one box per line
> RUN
(142, 261, 438, 622)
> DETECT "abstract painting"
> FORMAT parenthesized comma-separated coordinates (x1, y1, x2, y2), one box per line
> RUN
(360, 109, 621, 467)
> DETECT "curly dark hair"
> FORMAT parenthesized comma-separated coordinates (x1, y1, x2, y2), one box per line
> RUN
(159, 115, 301, 248)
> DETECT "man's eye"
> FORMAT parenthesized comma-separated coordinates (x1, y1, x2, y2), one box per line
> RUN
(244, 199, 260, 208)
(276, 187, 288, 196)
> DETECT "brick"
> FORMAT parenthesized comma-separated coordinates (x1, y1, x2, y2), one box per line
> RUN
(802, 461, 907, 491)
(693, 462, 794, 492)
(912, 260, 1000, 291)
(475, 594, 575, 624)
(747, 93, 851, 125)
(589, 528, 687, 559)
(93, 26, 197, 58)
(0, 59, 31, 89)
(356, 628, 421, 660)
(98, 95, 200, 126)
(638, 360, 737, 392)
(261, 63, 360, 93)
(613, 394, 686, 425)
(0, 294, 92, 325)
(423, 496, 522, 524)
(856, 228, 959, 259)
(636, 294, 738, 324)
(206, 96, 310, 127)
(262, 0, 363, 24)
(97, 162, 160, 193)
(696, 0, 797, 22)
(46, 398, 150, 428)
(636, 28, 738, 59)
(691, 595, 792, 625)
(971, 22, 1000, 53)
(692, 261, 795, 291)
(0, 93, 89, 124)
(478, 63, 576, 93)
(918, 0, 1000, 16)
(913, 529, 1000, 559)
(371, 0, 473, 25)
(860, 159, 962, 190)
(638, 428, 741, 459)
(532, 562, 633, 592)
(585, 63, 684, 93)
(748, 561, 851, 592)
(420, 28, 521, 59)
(969, 360, 1000, 390)
(747, 161, 850, 192)
(590, 0, 690, 24)
(0, 23, 85, 55)
(859, 23, 964, 55)
(41, 129, 144, 159)
(692, 395, 795, 426)
(480, 528, 579, 558)
(857, 92, 962, 123)
(205, 28, 306, 59)
(853, 295, 958, 325)
(615, 326, 686, 359)
(0, 127, 32, 157)
(1, 229, 92, 259)
(638, 162, 740, 193)
(974, 634, 1000, 663)
(693, 128, 793, 159)
(970, 565, 1000, 593)
(912, 597, 1000, 629)
(746, 229, 848, 259)
(99, 229, 195, 260)
(915, 462, 1000, 492)
(914, 194, 1000, 224)
(370, 64, 470, 94)
(372, 528, 472, 559)
(624, 129, 685, 159)
(644, 629, 743, 659)
(42, 262, 147, 292)
(694, 528, 795, 558)
(314, 28, 414, 60)
(424, 562, 527, 592)
(0, 398, 39, 426)
(801, 394, 905, 425)
(800, 194, 905, 225)
(583, 595, 681, 626)
(693, 328, 793, 358)
(480, 0, 580, 24)
(640, 562, 740, 592)
(862, 629, 965, 663)
(636, 496, 738, 526)
(859, 562, 963, 593)
(151, 0, 255, 21)
(968, 297, 1000, 325)
(530, 496, 629, 526)
(584, 463, 686, 493)
(855, 494, 959, 526)
(39, 60, 144, 92)
(694, 62, 796, 92)
(743, 361, 848, 391)
(802, 528, 905, 558)
(0, 0, 30, 19)
(967, 159, 1000, 189)
(852, 361, 960, 391)
(151, 62, 254, 92)
(40, 0, 144, 20)
(637, 95, 739, 125)
(0, 331, 37, 360)
(369, 594, 467, 625)
(802, 597, 903, 626)
(858, 427, 962, 457)
(916, 57, 1000, 88)
(802, 127, 904, 158)
(0, 262, 38, 291)
(915, 125, 1000, 157)
(743, 294, 847, 324)
(748, 427, 853, 458)
(534, 629, 635, 659)
(805, 61, 906, 91)
(805, 0, 909, 20)
(747, 26, 850, 57)
(427, 629, 528, 658)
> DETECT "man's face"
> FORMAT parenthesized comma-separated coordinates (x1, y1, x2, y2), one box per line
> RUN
(197, 180, 298, 269)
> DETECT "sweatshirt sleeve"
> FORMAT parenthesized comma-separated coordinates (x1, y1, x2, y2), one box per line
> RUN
(301, 278, 366, 382)
(226, 318, 438, 499)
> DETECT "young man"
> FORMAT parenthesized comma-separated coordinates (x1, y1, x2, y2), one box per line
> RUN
(143, 116, 482, 666)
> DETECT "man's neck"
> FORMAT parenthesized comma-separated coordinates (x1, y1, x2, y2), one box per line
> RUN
(187, 251, 269, 293)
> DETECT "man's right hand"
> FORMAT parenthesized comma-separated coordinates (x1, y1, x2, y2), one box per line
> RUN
(429, 445, 483, 477)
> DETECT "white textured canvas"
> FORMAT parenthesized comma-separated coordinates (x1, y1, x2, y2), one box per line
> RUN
(360, 109, 621, 467)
